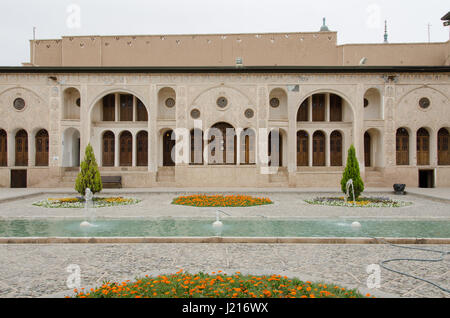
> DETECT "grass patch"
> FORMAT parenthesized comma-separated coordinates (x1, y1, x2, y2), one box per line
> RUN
(33, 197, 141, 208)
(70, 271, 372, 299)
(305, 196, 412, 208)
(172, 195, 273, 207)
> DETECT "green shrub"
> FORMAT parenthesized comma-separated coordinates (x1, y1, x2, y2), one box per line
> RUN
(75, 144, 102, 196)
(341, 145, 364, 199)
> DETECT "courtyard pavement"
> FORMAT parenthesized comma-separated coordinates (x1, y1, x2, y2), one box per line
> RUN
(0, 187, 448, 298)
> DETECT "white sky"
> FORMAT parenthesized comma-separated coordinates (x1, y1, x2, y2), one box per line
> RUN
(0, 0, 449, 66)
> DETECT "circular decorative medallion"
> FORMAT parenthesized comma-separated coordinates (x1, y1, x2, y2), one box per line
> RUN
(364, 98, 369, 108)
(244, 109, 254, 119)
(190, 109, 201, 119)
(76, 98, 81, 107)
(216, 97, 228, 108)
(165, 98, 176, 108)
(419, 97, 430, 109)
(13, 98, 26, 111)
(270, 98, 280, 108)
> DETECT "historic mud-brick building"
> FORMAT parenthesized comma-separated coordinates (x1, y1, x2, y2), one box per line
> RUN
(0, 24, 449, 188)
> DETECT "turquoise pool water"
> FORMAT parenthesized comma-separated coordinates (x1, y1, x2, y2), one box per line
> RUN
(0, 218, 449, 238)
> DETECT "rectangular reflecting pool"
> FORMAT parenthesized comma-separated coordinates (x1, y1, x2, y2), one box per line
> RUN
(0, 218, 449, 238)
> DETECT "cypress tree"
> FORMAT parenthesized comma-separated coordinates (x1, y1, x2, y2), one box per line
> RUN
(341, 145, 364, 199)
(75, 144, 103, 196)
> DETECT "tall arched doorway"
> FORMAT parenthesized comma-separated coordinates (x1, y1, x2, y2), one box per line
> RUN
(268, 130, 282, 167)
(15, 130, 28, 166)
(330, 131, 342, 166)
(102, 131, 115, 167)
(35, 129, 49, 167)
(163, 130, 175, 166)
(120, 131, 132, 166)
(0, 129, 7, 167)
(62, 128, 80, 167)
(296, 131, 308, 166)
(364, 132, 371, 167)
(417, 128, 430, 166)
(438, 128, 449, 165)
(313, 131, 325, 166)
(136, 131, 148, 167)
(396, 128, 409, 166)
(240, 128, 255, 165)
(208, 123, 236, 165)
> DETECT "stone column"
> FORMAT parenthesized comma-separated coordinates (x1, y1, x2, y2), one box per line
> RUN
(28, 132, 35, 167)
(430, 129, 438, 166)
(236, 128, 241, 166)
(325, 93, 330, 122)
(325, 132, 330, 167)
(148, 85, 158, 172)
(309, 131, 313, 167)
(132, 132, 137, 167)
(79, 84, 89, 155)
(7, 132, 14, 167)
(411, 130, 417, 166)
(114, 134, 120, 167)
(133, 96, 137, 122)
(287, 91, 298, 175)
(308, 97, 312, 122)
(115, 93, 119, 122)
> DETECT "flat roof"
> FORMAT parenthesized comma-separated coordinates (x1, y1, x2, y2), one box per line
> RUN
(0, 66, 449, 74)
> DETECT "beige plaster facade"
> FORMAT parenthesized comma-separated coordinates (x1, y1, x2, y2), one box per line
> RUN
(1, 30, 449, 188)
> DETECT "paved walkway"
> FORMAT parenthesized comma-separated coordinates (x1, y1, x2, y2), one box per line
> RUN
(0, 191, 448, 220)
(0, 243, 448, 298)
(0, 187, 448, 299)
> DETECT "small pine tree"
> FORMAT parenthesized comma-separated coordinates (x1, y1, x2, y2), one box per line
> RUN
(341, 145, 364, 200)
(75, 144, 102, 196)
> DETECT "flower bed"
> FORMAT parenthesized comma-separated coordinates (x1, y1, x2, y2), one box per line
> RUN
(172, 195, 273, 207)
(305, 196, 411, 208)
(33, 197, 141, 208)
(70, 271, 372, 299)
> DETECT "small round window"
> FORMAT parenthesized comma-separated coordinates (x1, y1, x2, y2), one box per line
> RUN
(217, 97, 228, 108)
(165, 98, 176, 108)
(244, 109, 254, 119)
(364, 98, 369, 108)
(419, 97, 430, 109)
(270, 98, 280, 108)
(190, 109, 201, 119)
(13, 98, 26, 111)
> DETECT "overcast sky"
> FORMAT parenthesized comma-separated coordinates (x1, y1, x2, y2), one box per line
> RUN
(0, 0, 449, 66)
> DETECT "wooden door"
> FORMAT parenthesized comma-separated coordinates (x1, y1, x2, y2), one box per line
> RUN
(313, 131, 325, 166)
(396, 129, 409, 165)
(102, 131, 115, 167)
(364, 132, 371, 167)
(163, 130, 175, 166)
(330, 131, 342, 166)
(15, 130, 28, 166)
(417, 128, 429, 166)
(268, 131, 282, 167)
(0, 130, 6, 167)
(312, 94, 325, 122)
(438, 128, 449, 165)
(136, 131, 148, 166)
(102, 94, 115, 121)
(35, 130, 49, 166)
(120, 131, 132, 166)
(296, 131, 308, 166)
